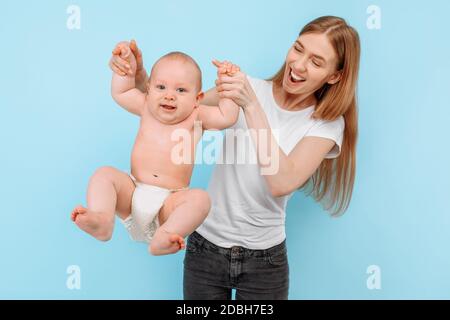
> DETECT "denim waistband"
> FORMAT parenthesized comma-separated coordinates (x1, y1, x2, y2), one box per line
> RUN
(189, 231, 286, 258)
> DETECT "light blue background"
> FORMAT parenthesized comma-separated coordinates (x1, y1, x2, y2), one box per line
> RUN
(1, 0, 449, 299)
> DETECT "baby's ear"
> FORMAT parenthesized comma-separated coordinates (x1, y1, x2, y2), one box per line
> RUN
(194, 92, 204, 108)
(196, 91, 204, 101)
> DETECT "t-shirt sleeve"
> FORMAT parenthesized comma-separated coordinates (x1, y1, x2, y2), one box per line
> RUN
(304, 116, 345, 159)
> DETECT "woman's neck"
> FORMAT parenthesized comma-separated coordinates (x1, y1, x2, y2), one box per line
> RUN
(272, 81, 317, 111)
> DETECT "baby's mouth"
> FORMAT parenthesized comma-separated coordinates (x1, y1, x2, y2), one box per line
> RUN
(160, 104, 177, 111)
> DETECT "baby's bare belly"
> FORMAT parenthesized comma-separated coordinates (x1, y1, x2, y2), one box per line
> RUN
(130, 139, 195, 190)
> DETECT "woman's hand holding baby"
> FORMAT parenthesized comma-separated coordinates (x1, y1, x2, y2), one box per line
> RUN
(109, 40, 147, 92)
(212, 60, 240, 77)
(113, 42, 137, 75)
(212, 60, 258, 110)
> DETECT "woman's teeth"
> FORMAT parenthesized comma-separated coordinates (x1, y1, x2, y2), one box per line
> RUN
(290, 70, 305, 82)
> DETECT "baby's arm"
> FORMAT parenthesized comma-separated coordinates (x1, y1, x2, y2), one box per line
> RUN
(198, 62, 240, 130)
(111, 43, 146, 116)
(198, 98, 240, 130)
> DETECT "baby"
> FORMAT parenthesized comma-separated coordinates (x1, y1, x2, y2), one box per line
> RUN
(71, 42, 239, 255)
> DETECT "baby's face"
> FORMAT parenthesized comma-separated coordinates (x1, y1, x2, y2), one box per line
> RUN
(146, 58, 202, 125)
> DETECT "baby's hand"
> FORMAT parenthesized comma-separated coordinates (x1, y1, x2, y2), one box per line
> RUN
(114, 42, 137, 75)
(212, 60, 240, 78)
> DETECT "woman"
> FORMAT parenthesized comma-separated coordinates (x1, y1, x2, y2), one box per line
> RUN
(110, 16, 360, 300)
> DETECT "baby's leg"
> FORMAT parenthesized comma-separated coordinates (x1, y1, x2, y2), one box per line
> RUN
(149, 189, 211, 255)
(71, 166, 135, 241)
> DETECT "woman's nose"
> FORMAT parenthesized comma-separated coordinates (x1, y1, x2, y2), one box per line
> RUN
(292, 57, 307, 73)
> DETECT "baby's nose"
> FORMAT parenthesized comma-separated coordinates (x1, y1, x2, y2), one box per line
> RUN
(164, 93, 176, 100)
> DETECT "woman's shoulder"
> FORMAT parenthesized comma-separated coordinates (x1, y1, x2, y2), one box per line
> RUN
(309, 114, 345, 134)
(316, 115, 345, 126)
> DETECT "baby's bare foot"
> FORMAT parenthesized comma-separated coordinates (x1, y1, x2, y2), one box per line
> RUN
(70, 205, 113, 241)
(149, 228, 185, 256)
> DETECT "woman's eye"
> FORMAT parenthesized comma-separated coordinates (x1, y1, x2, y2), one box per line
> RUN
(156, 85, 165, 90)
(312, 60, 321, 67)
(177, 88, 186, 93)
(294, 45, 303, 52)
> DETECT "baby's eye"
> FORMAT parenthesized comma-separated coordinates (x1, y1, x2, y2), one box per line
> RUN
(156, 84, 165, 90)
(312, 60, 321, 67)
(176, 88, 187, 93)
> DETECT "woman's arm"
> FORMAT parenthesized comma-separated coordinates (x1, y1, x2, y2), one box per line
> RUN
(109, 40, 148, 93)
(243, 101, 335, 196)
(216, 72, 336, 197)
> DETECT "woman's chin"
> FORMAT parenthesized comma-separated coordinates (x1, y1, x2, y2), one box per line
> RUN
(282, 77, 312, 96)
(282, 81, 301, 95)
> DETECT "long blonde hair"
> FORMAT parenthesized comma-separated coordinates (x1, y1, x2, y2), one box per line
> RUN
(270, 16, 360, 216)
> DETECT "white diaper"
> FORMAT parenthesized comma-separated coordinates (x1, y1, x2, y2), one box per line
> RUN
(120, 175, 187, 243)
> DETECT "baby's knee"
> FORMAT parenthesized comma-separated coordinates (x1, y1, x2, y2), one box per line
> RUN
(92, 166, 117, 180)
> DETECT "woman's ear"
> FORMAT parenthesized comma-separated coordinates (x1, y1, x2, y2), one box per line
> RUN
(327, 70, 342, 85)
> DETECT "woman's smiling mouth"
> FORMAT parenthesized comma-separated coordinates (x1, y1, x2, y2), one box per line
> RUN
(289, 68, 306, 83)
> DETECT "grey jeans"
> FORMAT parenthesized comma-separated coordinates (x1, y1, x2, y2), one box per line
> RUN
(183, 231, 289, 300)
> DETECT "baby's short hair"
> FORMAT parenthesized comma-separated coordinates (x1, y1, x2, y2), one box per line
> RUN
(149, 51, 202, 91)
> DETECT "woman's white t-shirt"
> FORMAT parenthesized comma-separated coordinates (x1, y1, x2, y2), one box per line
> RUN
(196, 76, 345, 249)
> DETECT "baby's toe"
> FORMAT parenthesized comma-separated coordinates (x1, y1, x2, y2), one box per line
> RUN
(75, 205, 87, 214)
